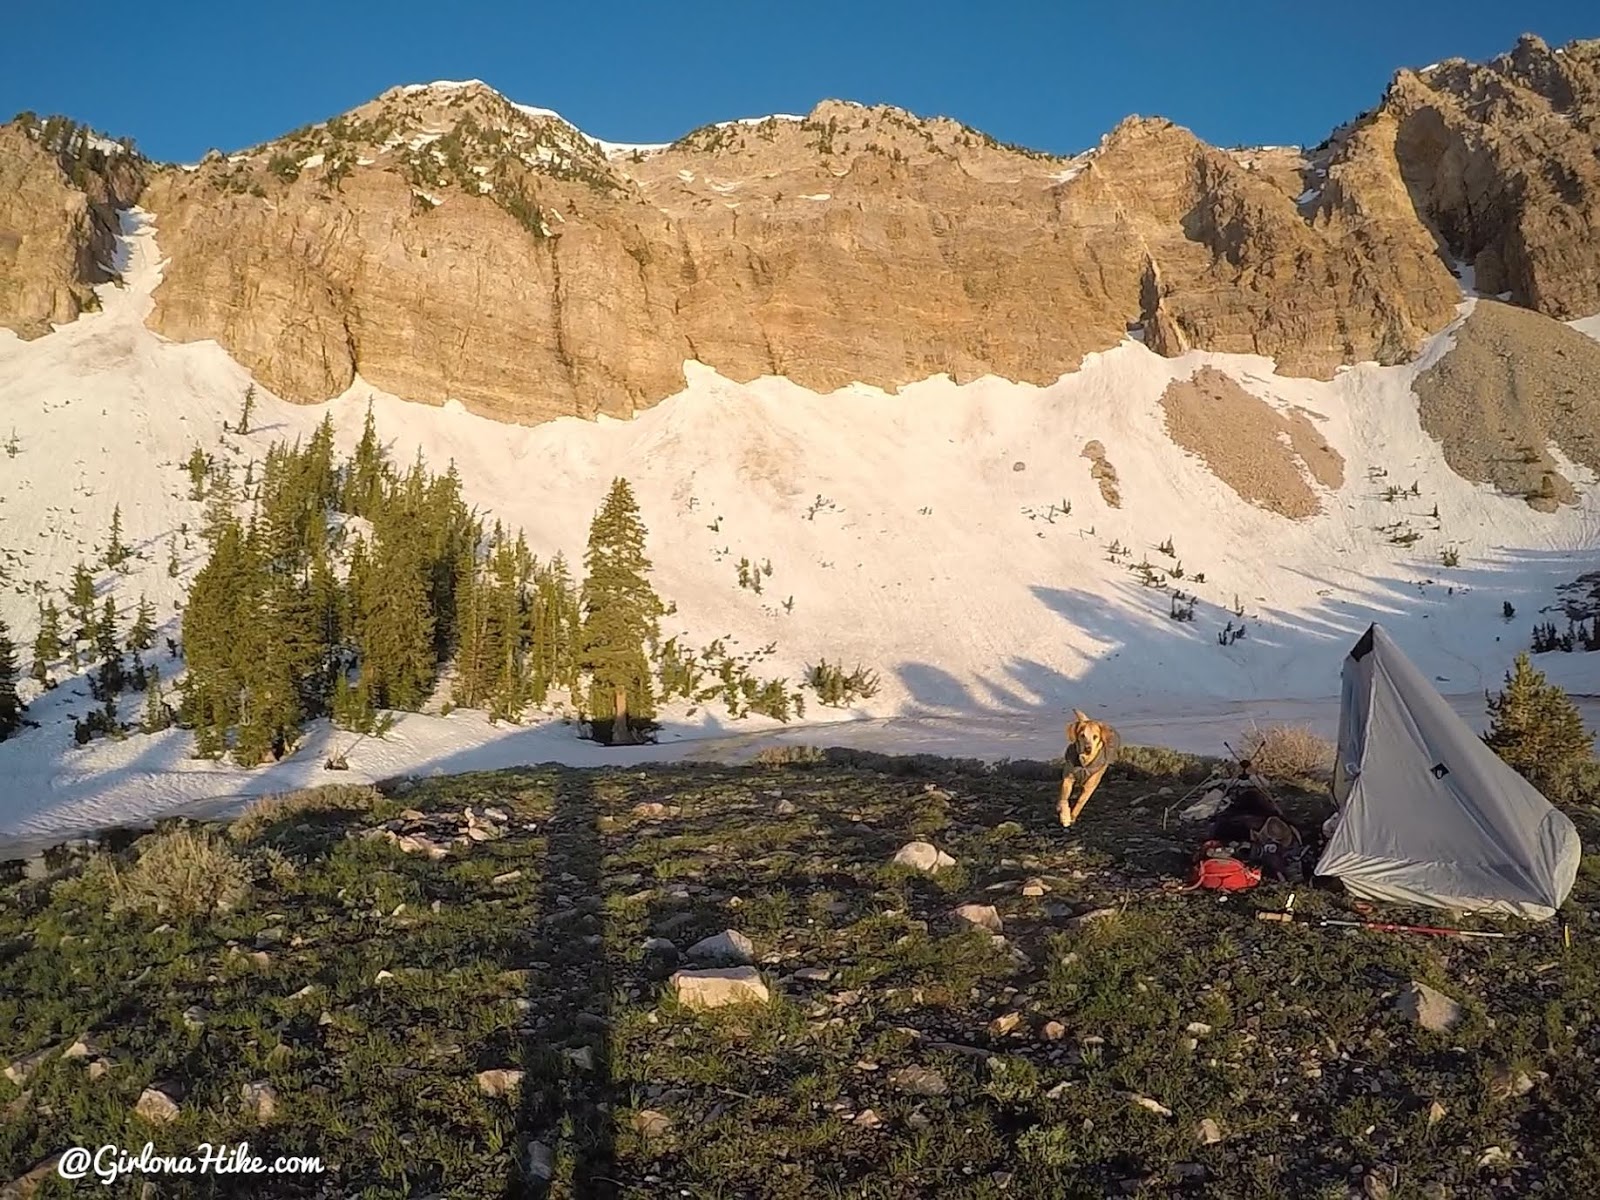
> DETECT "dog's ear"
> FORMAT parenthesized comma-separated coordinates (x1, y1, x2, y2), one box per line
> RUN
(1072, 709, 1090, 723)
(1065, 719, 1082, 742)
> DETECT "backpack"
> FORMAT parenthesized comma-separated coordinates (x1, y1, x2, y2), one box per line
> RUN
(1189, 842, 1262, 891)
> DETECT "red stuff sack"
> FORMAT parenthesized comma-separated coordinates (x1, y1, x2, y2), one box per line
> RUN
(1189, 844, 1262, 891)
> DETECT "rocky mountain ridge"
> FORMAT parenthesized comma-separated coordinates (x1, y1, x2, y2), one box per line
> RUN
(0, 116, 145, 337)
(2, 34, 1598, 429)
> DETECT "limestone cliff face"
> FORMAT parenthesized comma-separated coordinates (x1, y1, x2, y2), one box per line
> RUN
(7, 36, 1600, 425)
(136, 84, 1468, 421)
(0, 121, 144, 337)
(1381, 34, 1600, 317)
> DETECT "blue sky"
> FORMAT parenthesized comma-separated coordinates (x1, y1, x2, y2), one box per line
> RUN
(3, 1, 1594, 162)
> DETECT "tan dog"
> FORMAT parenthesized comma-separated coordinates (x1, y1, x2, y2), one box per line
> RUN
(1060, 709, 1121, 827)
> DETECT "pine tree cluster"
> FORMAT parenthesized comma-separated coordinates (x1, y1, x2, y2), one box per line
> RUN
(1484, 654, 1596, 802)
(178, 408, 595, 763)
(1531, 619, 1600, 654)
(25, 557, 164, 745)
(0, 616, 22, 741)
(807, 659, 881, 708)
(656, 635, 805, 722)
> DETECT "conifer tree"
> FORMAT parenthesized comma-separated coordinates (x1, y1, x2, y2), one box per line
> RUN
(345, 402, 386, 518)
(96, 595, 120, 662)
(143, 663, 172, 732)
(450, 534, 496, 710)
(201, 462, 237, 549)
(167, 536, 181, 578)
(531, 552, 580, 701)
(105, 504, 131, 571)
(301, 544, 342, 709)
(181, 518, 256, 758)
(305, 414, 338, 512)
(186, 446, 210, 500)
(578, 478, 664, 744)
(67, 560, 97, 652)
(332, 670, 379, 733)
(126, 594, 156, 651)
(1485, 654, 1596, 801)
(32, 599, 62, 685)
(356, 521, 436, 711)
(238, 384, 256, 435)
(92, 652, 126, 703)
(0, 617, 22, 740)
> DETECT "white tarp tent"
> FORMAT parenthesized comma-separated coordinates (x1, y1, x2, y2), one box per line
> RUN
(1316, 623, 1582, 919)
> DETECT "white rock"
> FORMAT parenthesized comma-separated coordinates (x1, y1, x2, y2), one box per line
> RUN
(1395, 981, 1463, 1033)
(670, 967, 771, 1010)
(1070, 907, 1119, 927)
(952, 903, 1003, 933)
(397, 834, 448, 860)
(1130, 1093, 1174, 1118)
(135, 1086, 181, 1124)
(888, 1066, 948, 1096)
(4, 1047, 57, 1085)
(1197, 1117, 1224, 1144)
(60, 1036, 99, 1061)
(892, 841, 957, 873)
(476, 1068, 525, 1097)
(240, 1080, 278, 1123)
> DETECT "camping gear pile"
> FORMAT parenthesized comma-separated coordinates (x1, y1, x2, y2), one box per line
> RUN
(1181, 763, 1313, 890)
(1181, 623, 1583, 922)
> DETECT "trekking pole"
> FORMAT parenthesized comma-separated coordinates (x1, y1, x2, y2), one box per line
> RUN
(1256, 911, 1514, 939)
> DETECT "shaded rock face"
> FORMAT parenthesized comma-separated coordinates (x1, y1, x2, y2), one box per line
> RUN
(1382, 35, 1600, 318)
(0, 123, 144, 338)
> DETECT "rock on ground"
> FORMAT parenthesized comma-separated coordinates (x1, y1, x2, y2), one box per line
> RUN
(134, 1086, 181, 1124)
(687, 929, 756, 965)
(892, 841, 957, 873)
(240, 1081, 278, 1123)
(1395, 981, 1463, 1033)
(888, 1066, 949, 1096)
(670, 967, 771, 1010)
(632, 1110, 672, 1138)
(951, 904, 1004, 933)
(476, 1068, 526, 1097)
